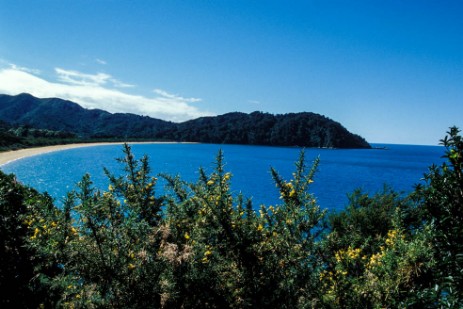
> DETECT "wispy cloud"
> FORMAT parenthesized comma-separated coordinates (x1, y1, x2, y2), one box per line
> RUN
(9, 63, 41, 75)
(0, 64, 213, 122)
(96, 58, 107, 65)
(55, 68, 111, 86)
(111, 79, 135, 88)
(154, 88, 202, 104)
(55, 67, 135, 89)
(248, 100, 261, 105)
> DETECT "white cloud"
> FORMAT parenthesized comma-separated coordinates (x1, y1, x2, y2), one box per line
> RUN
(111, 79, 135, 88)
(0, 65, 213, 122)
(96, 58, 107, 65)
(54, 67, 135, 89)
(9, 63, 41, 75)
(55, 68, 111, 86)
(154, 88, 202, 104)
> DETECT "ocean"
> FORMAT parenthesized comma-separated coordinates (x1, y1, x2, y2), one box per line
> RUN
(1, 143, 445, 212)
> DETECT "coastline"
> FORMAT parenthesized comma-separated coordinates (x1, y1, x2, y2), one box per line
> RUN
(0, 141, 192, 167)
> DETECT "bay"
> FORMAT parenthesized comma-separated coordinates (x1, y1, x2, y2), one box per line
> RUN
(1, 143, 445, 212)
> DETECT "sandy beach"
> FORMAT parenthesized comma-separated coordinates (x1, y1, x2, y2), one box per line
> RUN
(0, 142, 187, 167)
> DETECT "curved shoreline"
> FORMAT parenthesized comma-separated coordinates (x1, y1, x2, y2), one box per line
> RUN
(0, 142, 192, 167)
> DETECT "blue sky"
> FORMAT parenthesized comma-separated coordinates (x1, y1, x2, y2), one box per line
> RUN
(0, 0, 461, 145)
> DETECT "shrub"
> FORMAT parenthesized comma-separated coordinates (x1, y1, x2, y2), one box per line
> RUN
(0, 171, 58, 307)
(413, 126, 463, 307)
(1, 127, 462, 308)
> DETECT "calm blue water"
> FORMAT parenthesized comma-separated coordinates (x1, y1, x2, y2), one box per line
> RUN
(1, 143, 445, 212)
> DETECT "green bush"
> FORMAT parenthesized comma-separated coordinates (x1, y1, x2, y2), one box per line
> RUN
(161, 150, 325, 308)
(1, 127, 462, 308)
(413, 126, 463, 307)
(0, 171, 58, 308)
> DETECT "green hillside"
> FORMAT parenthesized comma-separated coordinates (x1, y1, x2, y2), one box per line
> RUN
(0, 93, 370, 148)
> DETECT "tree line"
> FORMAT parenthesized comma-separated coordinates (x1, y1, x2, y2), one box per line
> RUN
(0, 121, 77, 150)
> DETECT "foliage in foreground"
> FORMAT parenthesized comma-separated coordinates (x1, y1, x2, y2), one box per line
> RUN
(0, 127, 462, 308)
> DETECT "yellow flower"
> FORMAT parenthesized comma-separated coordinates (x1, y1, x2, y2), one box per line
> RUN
(31, 227, 40, 240)
(367, 252, 384, 268)
(346, 246, 361, 259)
(335, 250, 343, 263)
(204, 250, 212, 256)
(128, 263, 136, 270)
(70, 227, 78, 235)
(319, 271, 327, 281)
(385, 229, 401, 246)
(257, 224, 263, 231)
(184, 232, 190, 240)
(108, 184, 114, 191)
(207, 180, 214, 186)
(24, 218, 34, 226)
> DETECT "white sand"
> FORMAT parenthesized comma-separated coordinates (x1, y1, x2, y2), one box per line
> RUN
(0, 142, 190, 167)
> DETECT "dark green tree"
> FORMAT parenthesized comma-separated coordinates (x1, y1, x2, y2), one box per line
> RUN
(414, 126, 463, 306)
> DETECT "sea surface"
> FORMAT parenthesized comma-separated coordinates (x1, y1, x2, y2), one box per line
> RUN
(1, 143, 445, 212)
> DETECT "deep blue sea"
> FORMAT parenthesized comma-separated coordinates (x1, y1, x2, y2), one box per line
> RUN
(1, 143, 445, 212)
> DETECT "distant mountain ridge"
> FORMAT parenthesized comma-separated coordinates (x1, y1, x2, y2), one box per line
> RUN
(0, 93, 173, 138)
(0, 93, 371, 148)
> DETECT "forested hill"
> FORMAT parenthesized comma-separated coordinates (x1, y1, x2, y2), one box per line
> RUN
(0, 93, 174, 138)
(0, 93, 370, 148)
(161, 112, 370, 148)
